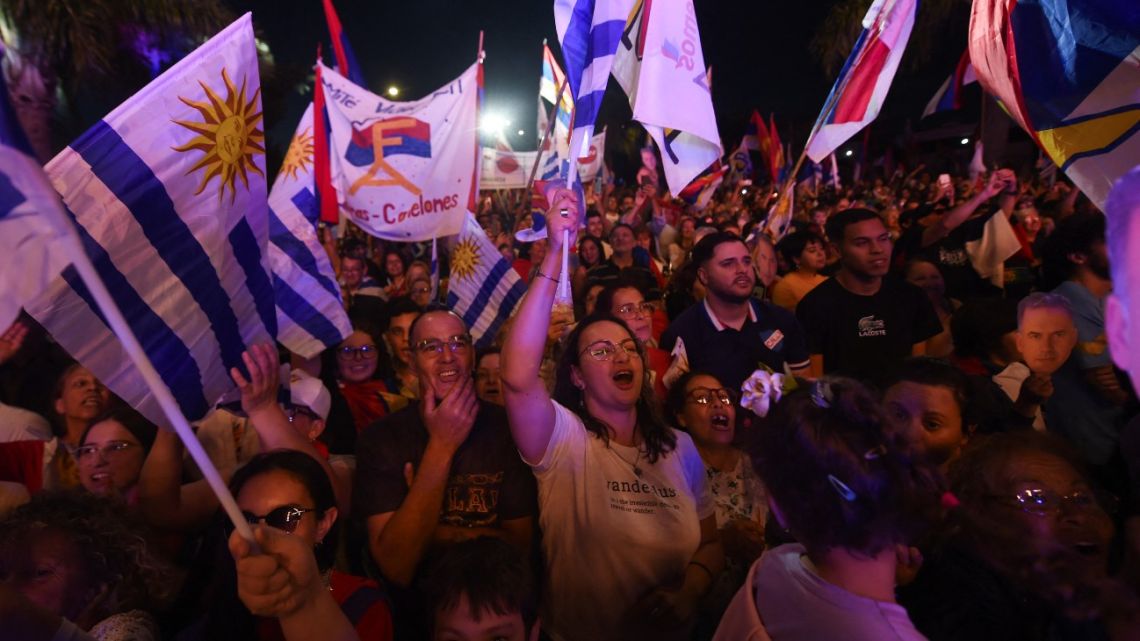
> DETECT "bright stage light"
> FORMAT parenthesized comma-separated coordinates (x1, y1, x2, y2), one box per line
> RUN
(960, 137, 969, 145)
(844, 149, 853, 157)
(480, 112, 511, 134)
(387, 86, 399, 97)
(517, 129, 525, 136)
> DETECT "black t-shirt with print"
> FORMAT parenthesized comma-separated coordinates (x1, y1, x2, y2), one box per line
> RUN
(353, 400, 537, 527)
(796, 277, 942, 387)
(897, 211, 1002, 300)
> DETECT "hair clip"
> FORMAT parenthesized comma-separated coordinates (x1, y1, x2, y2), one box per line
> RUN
(827, 474, 857, 502)
(940, 491, 961, 510)
(863, 444, 888, 460)
(811, 380, 832, 409)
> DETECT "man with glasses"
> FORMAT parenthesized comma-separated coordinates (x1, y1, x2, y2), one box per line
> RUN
(339, 254, 385, 308)
(661, 232, 811, 397)
(354, 305, 538, 592)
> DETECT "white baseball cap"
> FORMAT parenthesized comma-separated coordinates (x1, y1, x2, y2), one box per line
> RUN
(289, 370, 331, 421)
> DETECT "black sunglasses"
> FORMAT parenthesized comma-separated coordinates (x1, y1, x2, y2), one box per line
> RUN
(240, 505, 315, 533)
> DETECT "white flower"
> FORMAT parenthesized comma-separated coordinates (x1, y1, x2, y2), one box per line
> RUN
(740, 369, 785, 418)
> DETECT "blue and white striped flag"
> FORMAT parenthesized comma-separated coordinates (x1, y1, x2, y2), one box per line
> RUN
(448, 213, 526, 348)
(268, 103, 351, 358)
(554, 0, 634, 162)
(0, 50, 71, 330)
(26, 15, 276, 424)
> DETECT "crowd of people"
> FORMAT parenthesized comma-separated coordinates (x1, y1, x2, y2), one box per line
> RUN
(1, 158, 1139, 641)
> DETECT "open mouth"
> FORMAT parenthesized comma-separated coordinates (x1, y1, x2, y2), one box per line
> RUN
(82, 396, 102, 407)
(1071, 542, 1103, 558)
(438, 368, 460, 383)
(710, 413, 731, 431)
(612, 369, 635, 389)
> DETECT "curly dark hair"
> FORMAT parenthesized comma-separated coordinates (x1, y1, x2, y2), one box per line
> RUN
(0, 490, 173, 622)
(552, 312, 676, 463)
(752, 377, 944, 556)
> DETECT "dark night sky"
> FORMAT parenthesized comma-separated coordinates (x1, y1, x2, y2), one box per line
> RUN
(230, 0, 977, 173)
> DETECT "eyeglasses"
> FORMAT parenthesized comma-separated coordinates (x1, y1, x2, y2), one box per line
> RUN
(75, 440, 138, 461)
(686, 387, 735, 406)
(337, 344, 379, 360)
(286, 406, 320, 424)
(241, 505, 315, 534)
(579, 338, 641, 362)
(990, 488, 1110, 517)
(615, 301, 654, 318)
(415, 334, 472, 357)
(411, 286, 431, 295)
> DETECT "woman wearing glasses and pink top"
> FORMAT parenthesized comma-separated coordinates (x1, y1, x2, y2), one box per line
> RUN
(595, 280, 670, 400)
(501, 188, 723, 641)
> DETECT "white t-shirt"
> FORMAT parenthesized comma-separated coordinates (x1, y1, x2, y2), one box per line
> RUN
(529, 401, 714, 641)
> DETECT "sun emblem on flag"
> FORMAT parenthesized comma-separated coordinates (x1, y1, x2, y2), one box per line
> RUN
(451, 237, 482, 282)
(281, 127, 314, 180)
(172, 68, 265, 203)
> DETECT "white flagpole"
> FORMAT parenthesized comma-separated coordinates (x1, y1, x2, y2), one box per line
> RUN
(41, 200, 256, 544)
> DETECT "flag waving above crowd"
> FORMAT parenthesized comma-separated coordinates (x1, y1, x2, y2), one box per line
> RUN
(26, 15, 274, 425)
(612, 0, 723, 194)
(321, 62, 479, 241)
(805, 0, 916, 163)
(267, 104, 352, 358)
(969, 0, 1140, 210)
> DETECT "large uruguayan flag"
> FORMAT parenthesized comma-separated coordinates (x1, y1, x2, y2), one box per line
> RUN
(268, 103, 351, 358)
(554, 0, 634, 162)
(0, 51, 70, 330)
(611, 0, 723, 194)
(26, 15, 275, 425)
(447, 213, 526, 348)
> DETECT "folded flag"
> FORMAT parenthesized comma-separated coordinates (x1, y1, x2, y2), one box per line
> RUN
(26, 15, 275, 425)
(612, 0, 723, 194)
(805, 0, 917, 163)
(741, 110, 776, 182)
(922, 48, 977, 118)
(727, 142, 753, 185)
(447, 212, 527, 348)
(322, 0, 365, 86)
(969, 0, 1140, 210)
(769, 114, 787, 183)
(322, 62, 478, 241)
(0, 49, 71, 330)
(267, 103, 352, 358)
(540, 41, 574, 137)
(678, 164, 727, 211)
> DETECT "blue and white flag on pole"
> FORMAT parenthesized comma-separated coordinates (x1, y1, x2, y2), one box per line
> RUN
(268, 103, 352, 358)
(448, 212, 526, 348)
(554, 0, 634, 162)
(0, 51, 71, 330)
(26, 15, 275, 425)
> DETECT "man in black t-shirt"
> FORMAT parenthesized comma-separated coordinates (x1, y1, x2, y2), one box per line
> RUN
(660, 232, 811, 394)
(585, 223, 662, 300)
(354, 307, 537, 588)
(797, 209, 941, 386)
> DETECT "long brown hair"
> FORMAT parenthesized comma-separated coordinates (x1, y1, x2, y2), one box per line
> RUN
(552, 313, 676, 463)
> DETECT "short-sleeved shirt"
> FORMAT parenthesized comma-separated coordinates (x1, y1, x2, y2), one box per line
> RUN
(796, 277, 941, 386)
(1046, 280, 1124, 465)
(660, 298, 811, 394)
(353, 401, 537, 527)
(530, 401, 714, 641)
(898, 211, 1001, 300)
(753, 544, 929, 641)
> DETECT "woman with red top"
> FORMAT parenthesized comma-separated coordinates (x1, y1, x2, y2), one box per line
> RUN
(331, 317, 394, 434)
(595, 280, 670, 415)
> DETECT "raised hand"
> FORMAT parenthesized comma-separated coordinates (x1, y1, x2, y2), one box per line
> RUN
(229, 525, 321, 618)
(0, 321, 28, 366)
(544, 187, 582, 255)
(230, 343, 281, 415)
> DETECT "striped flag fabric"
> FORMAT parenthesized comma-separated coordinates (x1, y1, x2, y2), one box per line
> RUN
(922, 49, 977, 118)
(540, 42, 573, 137)
(554, 0, 634, 163)
(267, 103, 352, 358)
(769, 113, 787, 183)
(678, 164, 727, 211)
(322, 0, 365, 86)
(25, 15, 275, 425)
(0, 50, 71, 330)
(611, 0, 722, 194)
(969, 0, 1139, 210)
(447, 212, 527, 348)
(805, 0, 917, 163)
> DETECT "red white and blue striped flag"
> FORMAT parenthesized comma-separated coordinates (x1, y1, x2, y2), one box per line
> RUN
(805, 0, 917, 163)
(922, 49, 977, 118)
